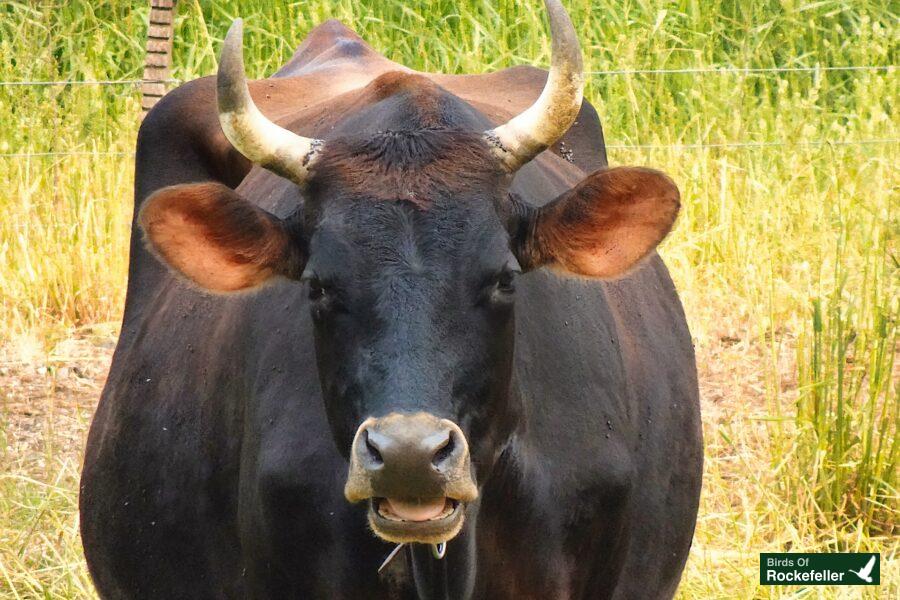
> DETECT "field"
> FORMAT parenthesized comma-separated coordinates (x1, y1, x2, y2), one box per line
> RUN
(0, 0, 897, 598)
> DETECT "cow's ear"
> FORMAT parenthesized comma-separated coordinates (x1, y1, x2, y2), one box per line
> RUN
(513, 167, 680, 278)
(139, 182, 305, 292)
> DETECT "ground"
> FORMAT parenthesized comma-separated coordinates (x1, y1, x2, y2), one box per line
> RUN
(1, 323, 894, 598)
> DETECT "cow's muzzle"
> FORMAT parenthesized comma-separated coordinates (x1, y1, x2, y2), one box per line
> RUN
(344, 413, 478, 544)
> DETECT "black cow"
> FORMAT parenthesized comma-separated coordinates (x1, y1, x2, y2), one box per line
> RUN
(80, 1, 702, 598)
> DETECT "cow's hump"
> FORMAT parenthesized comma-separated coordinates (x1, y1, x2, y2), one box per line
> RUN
(274, 20, 404, 78)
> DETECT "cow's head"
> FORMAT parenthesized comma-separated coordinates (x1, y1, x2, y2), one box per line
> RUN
(139, 0, 679, 545)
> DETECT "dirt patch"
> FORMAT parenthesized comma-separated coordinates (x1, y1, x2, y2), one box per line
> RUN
(0, 332, 114, 477)
(698, 332, 798, 420)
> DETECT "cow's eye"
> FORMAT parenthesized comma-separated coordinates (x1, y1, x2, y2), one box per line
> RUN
(307, 278, 328, 302)
(487, 268, 519, 305)
(496, 270, 517, 294)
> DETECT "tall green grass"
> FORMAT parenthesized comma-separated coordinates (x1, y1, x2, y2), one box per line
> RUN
(794, 215, 896, 535)
(0, 0, 897, 597)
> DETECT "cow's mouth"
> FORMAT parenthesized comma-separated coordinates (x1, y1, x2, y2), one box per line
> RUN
(368, 497, 465, 543)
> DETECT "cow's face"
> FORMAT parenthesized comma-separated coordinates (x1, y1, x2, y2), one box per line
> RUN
(139, 130, 679, 543)
(298, 132, 517, 542)
(139, 1, 679, 546)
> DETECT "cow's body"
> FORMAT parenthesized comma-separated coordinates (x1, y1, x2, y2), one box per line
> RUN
(81, 21, 702, 599)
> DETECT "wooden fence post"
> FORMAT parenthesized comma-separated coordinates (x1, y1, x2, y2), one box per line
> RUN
(141, 0, 177, 118)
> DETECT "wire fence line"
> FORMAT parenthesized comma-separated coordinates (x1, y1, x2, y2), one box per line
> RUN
(2, 138, 897, 159)
(605, 138, 900, 150)
(0, 79, 178, 87)
(0, 64, 895, 87)
(1, 63, 895, 159)
(587, 65, 896, 76)
(0, 151, 135, 158)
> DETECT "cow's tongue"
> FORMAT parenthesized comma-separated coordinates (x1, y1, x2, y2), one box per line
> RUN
(382, 498, 448, 522)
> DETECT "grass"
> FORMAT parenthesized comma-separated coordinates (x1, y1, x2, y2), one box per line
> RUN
(0, 0, 897, 597)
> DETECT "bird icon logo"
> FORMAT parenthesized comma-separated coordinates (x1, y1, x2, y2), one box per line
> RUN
(848, 555, 876, 583)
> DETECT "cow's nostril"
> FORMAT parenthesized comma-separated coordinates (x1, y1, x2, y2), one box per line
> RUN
(431, 430, 456, 468)
(363, 429, 384, 465)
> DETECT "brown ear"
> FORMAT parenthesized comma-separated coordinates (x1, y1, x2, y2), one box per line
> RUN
(517, 167, 680, 278)
(139, 182, 304, 292)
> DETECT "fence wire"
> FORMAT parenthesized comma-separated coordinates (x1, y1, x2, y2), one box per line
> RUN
(587, 65, 895, 76)
(0, 151, 135, 158)
(1, 139, 897, 160)
(1, 63, 895, 159)
(0, 64, 894, 87)
(0, 79, 178, 87)
(605, 138, 900, 150)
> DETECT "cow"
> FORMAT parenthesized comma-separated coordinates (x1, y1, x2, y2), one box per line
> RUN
(80, 1, 703, 598)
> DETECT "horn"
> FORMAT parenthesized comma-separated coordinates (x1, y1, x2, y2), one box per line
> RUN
(484, 0, 585, 172)
(217, 19, 323, 187)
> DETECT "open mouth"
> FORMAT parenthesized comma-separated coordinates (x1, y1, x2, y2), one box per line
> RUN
(368, 497, 465, 543)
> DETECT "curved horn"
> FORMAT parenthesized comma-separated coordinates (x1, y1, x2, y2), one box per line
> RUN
(217, 19, 323, 187)
(484, 0, 584, 172)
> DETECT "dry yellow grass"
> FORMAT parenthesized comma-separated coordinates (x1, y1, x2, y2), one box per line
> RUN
(0, 0, 897, 597)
